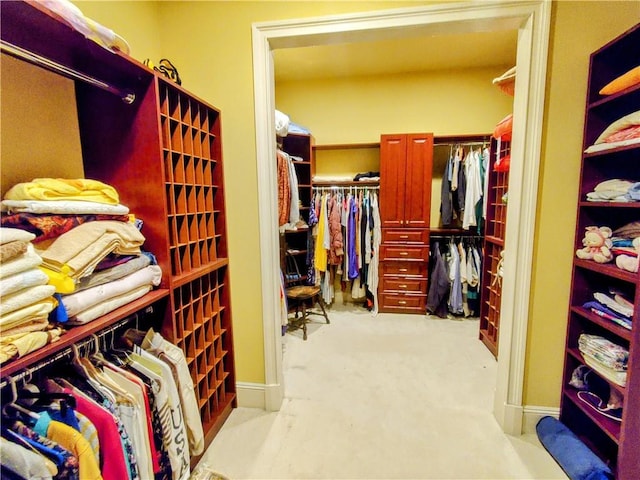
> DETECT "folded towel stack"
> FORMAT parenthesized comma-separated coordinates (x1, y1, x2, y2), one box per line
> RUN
(578, 333, 628, 386)
(0, 178, 163, 350)
(0, 227, 62, 364)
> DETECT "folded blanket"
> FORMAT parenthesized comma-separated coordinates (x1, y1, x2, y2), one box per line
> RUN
(578, 334, 628, 371)
(67, 284, 153, 325)
(1, 199, 129, 215)
(35, 220, 145, 282)
(75, 254, 151, 293)
(613, 221, 640, 239)
(0, 328, 62, 364)
(1, 212, 131, 243)
(0, 284, 56, 316)
(0, 298, 57, 332)
(0, 240, 28, 263)
(0, 227, 36, 244)
(0, 268, 49, 297)
(0, 244, 43, 279)
(3, 178, 119, 204)
(62, 265, 162, 316)
(0, 317, 49, 336)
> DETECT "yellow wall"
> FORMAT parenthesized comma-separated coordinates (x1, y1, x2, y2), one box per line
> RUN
(525, 1, 639, 406)
(6, 1, 638, 406)
(276, 66, 512, 228)
(0, 57, 83, 196)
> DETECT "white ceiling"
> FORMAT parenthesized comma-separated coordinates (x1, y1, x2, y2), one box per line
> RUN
(274, 29, 518, 82)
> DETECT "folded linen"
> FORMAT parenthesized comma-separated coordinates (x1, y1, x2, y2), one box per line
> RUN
(0, 240, 29, 263)
(0, 227, 36, 244)
(0, 298, 57, 332)
(35, 220, 145, 282)
(578, 334, 628, 371)
(66, 284, 153, 325)
(593, 292, 633, 318)
(0, 244, 43, 279)
(1, 199, 129, 215)
(0, 284, 56, 317)
(1, 212, 131, 244)
(0, 268, 49, 297)
(0, 328, 62, 364)
(3, 178, 119, 204)
(62, 265, 162, 316)
(75, 254, 151, 293)
(0, 317, 49, 336)
(582, 355, 627, 387)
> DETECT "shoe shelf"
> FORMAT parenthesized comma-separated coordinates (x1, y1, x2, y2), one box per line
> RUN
(159, 80, 227, 280)
(560, 23, 640, 479)
(479, 138, 510, 357)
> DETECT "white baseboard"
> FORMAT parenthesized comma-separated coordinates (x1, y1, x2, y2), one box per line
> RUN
(236, 382, 266, 409)
(522, 405, 560, 434)
(236, 381, 284, 411)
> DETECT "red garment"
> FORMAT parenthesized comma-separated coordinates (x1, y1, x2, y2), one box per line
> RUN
(64, 387, 130, 480)
(277, 151, 290, 226)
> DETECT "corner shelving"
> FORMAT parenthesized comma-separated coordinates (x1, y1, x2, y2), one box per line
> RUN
(560, 23, 640, 479)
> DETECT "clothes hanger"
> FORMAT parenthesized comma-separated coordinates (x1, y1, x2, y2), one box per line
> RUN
(1, 377, 40, 421)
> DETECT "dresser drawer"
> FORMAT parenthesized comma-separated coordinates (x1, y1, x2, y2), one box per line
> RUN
(381, 245, 429, 261)
(381, 261, 427, 277)
(379, 293, 426, 313)
(382, 229, 429, 244)
(381, 277, 427, 293)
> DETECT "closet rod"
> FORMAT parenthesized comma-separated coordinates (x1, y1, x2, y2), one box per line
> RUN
(313, 185, 379, 191)
(433, 141, 489, 147)
(1, 40, 136, 104)
(0, 315, 137, 390)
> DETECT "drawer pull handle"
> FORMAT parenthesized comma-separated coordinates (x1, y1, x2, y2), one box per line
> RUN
(399, 284, 408, 288)
(399, 252, 409, 256)
(398, 300, 407, 305)
(399, 235, 409, 239)
(399, 268, 408, 272)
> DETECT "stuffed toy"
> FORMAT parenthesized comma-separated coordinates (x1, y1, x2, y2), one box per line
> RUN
(615, 237, 639, 273)
(576, 226, 613, 263)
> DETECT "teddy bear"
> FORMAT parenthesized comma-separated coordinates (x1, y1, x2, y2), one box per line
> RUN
(576, 226, 613, 263)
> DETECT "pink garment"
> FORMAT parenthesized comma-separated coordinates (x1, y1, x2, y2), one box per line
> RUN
(328, 195, 344, 265)
(605, 124, 640, 143)
(63, 387, 129, 480)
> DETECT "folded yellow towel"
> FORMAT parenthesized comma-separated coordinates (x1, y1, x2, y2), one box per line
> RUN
(4, 178, 119, 205)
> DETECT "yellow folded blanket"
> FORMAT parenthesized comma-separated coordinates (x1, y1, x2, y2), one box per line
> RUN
(4, 178, 119, 205)
(35, 220, 145, 289)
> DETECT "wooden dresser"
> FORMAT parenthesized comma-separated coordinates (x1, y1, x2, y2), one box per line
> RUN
(379, 133, 434, 313)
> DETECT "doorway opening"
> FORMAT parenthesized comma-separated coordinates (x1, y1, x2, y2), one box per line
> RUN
(252, 1, 551, 435)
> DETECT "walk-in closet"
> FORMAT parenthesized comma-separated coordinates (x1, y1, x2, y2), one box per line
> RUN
(273, 29, 518, 364)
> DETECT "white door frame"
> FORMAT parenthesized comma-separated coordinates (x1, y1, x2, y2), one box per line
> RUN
(251, 0, 551, 435)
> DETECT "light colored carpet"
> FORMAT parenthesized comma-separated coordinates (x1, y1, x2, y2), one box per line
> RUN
(199, 305, 567, 479)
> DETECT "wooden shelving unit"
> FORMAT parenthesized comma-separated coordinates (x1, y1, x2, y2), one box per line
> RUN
(479, 137, 510, 357)
(281, 133, 314, 282)
(0, 0, 236, 461)
(559, 24, 640, 479)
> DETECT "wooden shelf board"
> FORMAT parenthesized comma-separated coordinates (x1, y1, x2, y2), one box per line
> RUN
(312, 179, 379, 187)
(562, 389, 621, 444)
(574, 258, 639, 283)
(172, 258, 229, 287)
(570, 306, 632, 342)
(0, 288, 170, 377)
